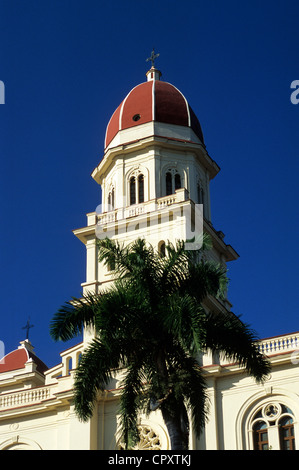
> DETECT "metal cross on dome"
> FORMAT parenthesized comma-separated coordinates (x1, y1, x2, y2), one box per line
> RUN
(22, 317, 34, 339)
(146, 48, 160, 68)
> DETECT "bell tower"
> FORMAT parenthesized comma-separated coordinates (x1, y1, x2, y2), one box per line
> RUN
(73, 58, 238, 342)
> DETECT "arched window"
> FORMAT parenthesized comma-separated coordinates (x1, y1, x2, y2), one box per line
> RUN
(166, 172, 172, 196)
(130, 176, 136, 205)
(158, 240, 166, 257)
(76, 351, 82, 367)
(197, 183, 201, 204)
(250, 403, 296, 450)
(174, 173, 181, 190)
(279, 416, 296, 450)
(66, 357, 72, 375)
(138, 174, 144, 203)
(111, 188, 115, 209)
(197, 183, 204, 205)
(253, 421, 269, 450)
(107, 188, 115, 210)
(165, 170, 182, 196)
(129, 173, 145, 205)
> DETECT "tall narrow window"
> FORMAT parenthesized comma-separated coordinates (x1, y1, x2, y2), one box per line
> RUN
(76, 352, 82, 366)
(111, 188, 115, 209)
(108, 189, 115, 210)
(253, 421, 268, 450)
(174, 173, 181, 190)
(279, 416, 296, 450)
(197, 184, 201, 204)
(166, 172, 172, 195)
(66, 357, 73, 376)
(138, 174, 144, 203)
(165, 170, 182, 196)
(198, 185, 205, 217)
(158, 240, 166, 257)
(197, 184, 204, 204)
(130, 176, 136, 205)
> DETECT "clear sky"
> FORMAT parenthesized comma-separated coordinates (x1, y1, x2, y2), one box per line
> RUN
(1, 0, 298, 368)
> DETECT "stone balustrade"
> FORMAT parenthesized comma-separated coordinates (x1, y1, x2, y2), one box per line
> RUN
(96, 189, 188, 226)
(257, 332, 299, 355)
(0, 386, 54, 410)
(1, 332, 297, 411)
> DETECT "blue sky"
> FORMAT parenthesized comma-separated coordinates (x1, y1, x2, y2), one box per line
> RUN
(0, 0, 298, 368)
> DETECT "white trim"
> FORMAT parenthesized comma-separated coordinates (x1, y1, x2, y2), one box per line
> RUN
(152, 80, 155, 121)
(0, 436, 42, 450)
(104, 107, 117, 149)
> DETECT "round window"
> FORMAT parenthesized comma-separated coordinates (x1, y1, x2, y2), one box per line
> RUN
(132, 114, 141, 122)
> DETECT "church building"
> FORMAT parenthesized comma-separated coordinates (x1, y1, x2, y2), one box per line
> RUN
(1, 55, 299, 451)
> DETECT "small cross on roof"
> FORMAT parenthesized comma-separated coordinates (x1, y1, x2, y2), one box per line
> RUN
(146, 48, 160, 68)
(22, 317, 34, 339)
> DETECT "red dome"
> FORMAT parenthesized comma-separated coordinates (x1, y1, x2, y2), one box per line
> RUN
(0, 345, 48, 374)
(104, 77, 204, 149)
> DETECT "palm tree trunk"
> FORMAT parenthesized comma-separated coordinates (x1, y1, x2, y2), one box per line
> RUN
(161, 407, 188, 450)
(155, 349, 189, 450)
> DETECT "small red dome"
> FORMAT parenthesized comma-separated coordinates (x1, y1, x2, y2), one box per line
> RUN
(104, 74, 204, 149)
(0, 347, 28, 373)
(0, 345, 48, 374)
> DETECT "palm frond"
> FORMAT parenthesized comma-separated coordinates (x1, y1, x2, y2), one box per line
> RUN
(97, 237, 128, 275)
(181, 261, 228, 303)
(74, 337, 122, 421)
(162, 293, 206, 353)
(177, 362, 209, 437)
(156, 346, 208, 440)
(204, 311, 271, 383)
(50, 292, 100, 342)
(185, 231, 213, 257)
(159, 242, 190, 294)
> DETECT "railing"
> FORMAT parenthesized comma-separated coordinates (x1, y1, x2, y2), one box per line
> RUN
(97, 210, 119, 225)
(97, 205, 148, 225)
(0, 386, 54, 410)
(157, 194, 177, 209)
(1, 333, 298, 412)
(258, 333, 299, 355)
(96, 189, 188, 226)
(126, 205, 146, 218)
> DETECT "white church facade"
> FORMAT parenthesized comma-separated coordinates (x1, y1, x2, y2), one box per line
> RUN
(1, 59, 299, 451)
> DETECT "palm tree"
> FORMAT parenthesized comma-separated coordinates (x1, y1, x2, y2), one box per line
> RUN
(50, 236, 271, 450)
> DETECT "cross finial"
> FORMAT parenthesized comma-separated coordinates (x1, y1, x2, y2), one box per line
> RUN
(146, 48, 160, 68)
(22, 317, 34, 340)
